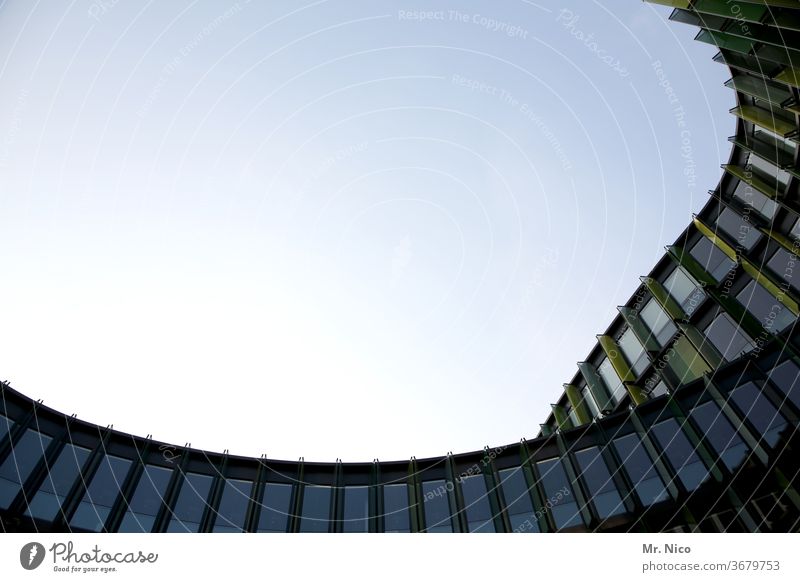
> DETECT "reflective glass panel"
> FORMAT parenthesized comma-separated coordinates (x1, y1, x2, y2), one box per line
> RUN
(342, 486, 369, 532)
(689, 401, 749, 471)
(650, 419, 709, 492)
(257, 482, 293, 532)
(767, 359, 800, 410)
(382, 483, 410, 532)
(736, 279, 796, 334)
(118, 465, 172, 532)
(619, 329, 649, 376)
(613, 433, 669, 506)
(299, 485, 331, 532)
(0, 429, 52, 510)
(70, 455, 132, 531)
(166, 472, 213, 532)
(598, 359, 627, 406)
(212, 479, 252, 533)
(663, 267, 706, 316)
(421, 480, 453, 532)
(730, 382, 789, 448)
(498, 467, 539, 532)
(25, 444, 91, 521)
(535, 458, 582, 530)
(766, 247, 800, 294)
(460, 475, 495, 532)
(573, 447, 625, 519)
(640, 299, 678, 347)
(716, 207, 761, 250)
(703, 313, 754, 361)
(689, 236, 736, 282)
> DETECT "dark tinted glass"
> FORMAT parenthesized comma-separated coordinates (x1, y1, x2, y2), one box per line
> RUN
(213, 479, 252, 532)
(25, 444, 91, 521)
(0, 429, 52, 509)
(689, 236, 735, 281)
(689, 401, 749, 471)
(766, 247, 800, 294)
(716, 207, 761, 250)
(767, 359, 800, 410)
(613, 433, 669, 506)
(704, 313, 754, 362)
(0, 414, 10, 443)
(70, 455, 132, 531)
(118, 465, 172, 532)
(257, 482, 293, 532)
(421, 480, 453, 532)
(736, 279, 795, 334)
(460, 475, 495, 532)
(535, 459, 582, 530)
(167, 472, 213, 532)
(382, 483, 410, 532)
(573, 447, 625, 519)
(650, 419, 709, 492)
(342, 486, 369, 532)
(730, 382, 789, 447)
(498, 467, 538, 532)
(299, 485, 331, 532)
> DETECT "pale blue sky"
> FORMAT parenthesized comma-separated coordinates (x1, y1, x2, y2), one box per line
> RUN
(0, 1, 731, 460)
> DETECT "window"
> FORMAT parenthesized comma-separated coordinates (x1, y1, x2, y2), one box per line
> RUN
(736, 278, 796, 334)
(581, 387, 600, 418)
(703, 313, 754, 362)
(535, 459, 582, 529)
(299, 485, 332, 532)
(0, 414, 11, 443)
(26, 445, 91, 521)
(791, 216, 800, 242)
(0, 429, 52, 510)
(689, 236, 736, 282)
(650, 419, 709, 492)
(166, 472, 213, 532)
(598, 358, 627, 406)
(421, 480, 453, 532)
(618, 328, 649, 377)
(573, 447, 625, 519)
(767, 359, 800, 411)
(716, 207, 761, 250)
(256, 482, 293, 532)
(689, 401, 749, 472)
(70, 455, 132, 531)
(460, 475, 495, 532)
(732, 176, 778, 220)
(639, 299, 678, 347)
(747, 152, 790, 189)
(613, 433, 669, 506)
(382, 483, 410, 532)
(666, 335, 711, 385)
(663, 267, 706, 316)
(212, 479, 252, 533)
(498, 467, 539, 532)
(766, 247, 800, 294)
(342, 486, 369, 532)
(118, 465, 172, 532)
(729, 382, 790, 448)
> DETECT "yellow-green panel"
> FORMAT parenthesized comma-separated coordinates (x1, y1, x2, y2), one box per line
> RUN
(692, 216, 739, 261)
(723, 164, 781, 200)
(740, 258, 800, 315)
(641, 276, 686, 321)
(598, 335, 636, 382)
(731, 105, 797, 137)
(564, 384, 592, 425)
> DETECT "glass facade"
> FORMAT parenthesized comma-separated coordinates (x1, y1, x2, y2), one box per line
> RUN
(299, 485, 332, 532)
(640, 299, 677, 347)
(118, 465, 172, 532)
(650, 419, 709, 492)
(167, 472, 213, 532)
(69, 455, 132, 532)
(421, 480, 454, 532)
(0, 429, 52, 510)
(498, 467, 539, 532)
(26, 445, 91, 521)
(342, 486, 369, 532)
(613, 433, 669, 507)
(382, 484, 411, 533)
(460, 475, 495, 532)
(573, 447, 625, 519)
(256, 482, 293, 532)
(212, 479, 252, 533)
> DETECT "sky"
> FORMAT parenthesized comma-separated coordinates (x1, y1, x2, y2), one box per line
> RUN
(0, 1, 732, 461)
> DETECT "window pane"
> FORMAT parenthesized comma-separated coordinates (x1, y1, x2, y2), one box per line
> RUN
(212, 479, 252, 532)
(664, 268, 706, 316)
(25, 444, 91, 521)
(667, 335, 711, 385)
(299, 485, 331, 532)
(732, 177, 778, 220)
(69, 455, 132, 531)
(689, 236, 736, 282)
(716, 207, 761, 250)
(582, 387, 600, 418)
(703, 313, 754, 362)
(650, 419, 709, 492)
(689, 401, 749, 471)
(118, 465, 173, 532)
(573, 447, 625, 519)
(0, 429, 52, 510)
(736, 278, 796, 334)
(766, 247, 800, 294)
(613, 433, 669, 506)
(498, 467, 539, 532)
(342, 486, 369, 532)
(619, 329, 649, 376)
(257, 482, 292, 532)
(421, 480, 453, 532)
(535, 459, 582, 530)
(382, 483, 410, 532)
(460, 475, 495, 532)
(598, 359, 626, 406)
(767, 359, 800, 410)
(640, 299, 677, 347)
(0, 414, 11, 443)
(166, 472, 213, 532)
(730, 382, 789, 448)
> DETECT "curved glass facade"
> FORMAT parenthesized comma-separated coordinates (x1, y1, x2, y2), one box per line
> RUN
(1, 0, 800, 533)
